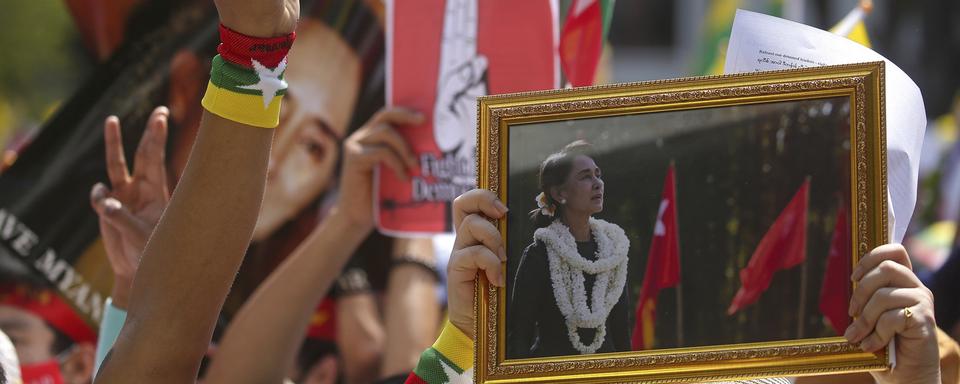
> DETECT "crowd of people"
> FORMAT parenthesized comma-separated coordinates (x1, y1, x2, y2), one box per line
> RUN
(0, 1, 956, 383)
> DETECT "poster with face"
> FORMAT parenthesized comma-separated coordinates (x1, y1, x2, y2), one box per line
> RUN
(378, 0, 560, 234)
(0, 0, 386, 351)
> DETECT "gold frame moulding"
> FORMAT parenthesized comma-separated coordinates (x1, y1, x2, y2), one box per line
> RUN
(475, 62, 888, 383)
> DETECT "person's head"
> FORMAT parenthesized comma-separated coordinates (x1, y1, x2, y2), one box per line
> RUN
(291, 339, 339, 384)
(0, 276, 95, 384)
(254, 17, 363, 241)
(532, 140, 603, 227)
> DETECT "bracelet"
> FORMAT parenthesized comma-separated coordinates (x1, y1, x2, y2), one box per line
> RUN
(335, 268, 373, 296)
(201, 24, 296, 128)
(391, 255, 441, 282)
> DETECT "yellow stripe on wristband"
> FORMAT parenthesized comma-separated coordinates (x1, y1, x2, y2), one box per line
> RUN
(432, 320, 474, 371)
(201, 81, 283, 128)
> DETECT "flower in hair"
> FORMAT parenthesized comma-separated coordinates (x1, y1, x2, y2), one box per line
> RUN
(535, 192, 555, 216)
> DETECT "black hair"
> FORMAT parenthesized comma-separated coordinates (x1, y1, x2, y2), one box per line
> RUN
(529, 140, 594, 228)
(294, 338, 339, 382)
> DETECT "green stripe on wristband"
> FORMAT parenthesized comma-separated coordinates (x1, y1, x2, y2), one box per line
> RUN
(209, 55, 287, 97)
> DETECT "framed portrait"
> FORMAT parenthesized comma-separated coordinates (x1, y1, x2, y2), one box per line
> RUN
(475, 62, 888, 383)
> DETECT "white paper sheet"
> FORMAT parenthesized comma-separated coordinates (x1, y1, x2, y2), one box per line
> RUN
(724, 9, 926, 244)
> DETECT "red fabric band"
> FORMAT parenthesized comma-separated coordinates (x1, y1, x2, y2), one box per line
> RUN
(0, 283, 96, 344)
(217, 23, 296, 68)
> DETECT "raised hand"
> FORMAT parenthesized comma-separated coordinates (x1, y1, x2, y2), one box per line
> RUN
(447, 189, 508, 339)
(93, 1, 300, 382)
(213, 0, 299, 37)
(89, 107, 170, 309)
(845, 244, 940, 384)
(433, 0, 487, 182)
(337, 107, 422, 229)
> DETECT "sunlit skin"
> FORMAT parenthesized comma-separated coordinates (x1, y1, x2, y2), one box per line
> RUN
(550, 155, 604, 241)
(254, 19, 361, 241)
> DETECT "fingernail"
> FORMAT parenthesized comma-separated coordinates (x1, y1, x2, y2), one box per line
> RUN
(494, 200, 508, 214)
(843, 324, 858, 342)
(860, 339, 877, 352)
(498, 273, 506, 287)
(498, 246, 506, 262)
(104, 198, 121, 213)
(851, 266, 862, 281)
(848, 299, 857, 317)
(91, 184, 106, 201)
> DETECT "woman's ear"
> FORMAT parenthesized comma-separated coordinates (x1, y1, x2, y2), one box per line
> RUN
(549, 186, 564, 205)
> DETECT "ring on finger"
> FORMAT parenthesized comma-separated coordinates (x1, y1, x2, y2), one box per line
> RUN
(902, 307, 913, 327)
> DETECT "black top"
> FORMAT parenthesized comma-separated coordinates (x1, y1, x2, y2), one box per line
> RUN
(507, 238, 631, 359)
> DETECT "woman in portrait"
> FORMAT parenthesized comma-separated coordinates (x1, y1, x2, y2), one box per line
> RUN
(507, 140, 632, 358)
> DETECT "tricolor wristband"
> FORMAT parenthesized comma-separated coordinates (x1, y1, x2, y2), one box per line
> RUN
(201, 24, 296, 128)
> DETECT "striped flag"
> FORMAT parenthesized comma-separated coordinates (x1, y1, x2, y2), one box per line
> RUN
(692, 0, 742, 75)
(693, 0, 787, 75)
(559, 0, 615, 86)
(405, 322, 473, 384)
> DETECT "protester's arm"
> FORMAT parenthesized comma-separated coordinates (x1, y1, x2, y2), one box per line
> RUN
(381, 237, 441, 379)
(202, 108, 422, 384)
(405, 189, 507, 383)
(89, 108, 170, 377)
(94, 112, 275, 383)
(94, 2, 298, 381)
(845, 244, 941, 384)
(337, 290, 385, 384)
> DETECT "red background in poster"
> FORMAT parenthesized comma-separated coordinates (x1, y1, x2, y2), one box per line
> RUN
(380, 0, 557, 234)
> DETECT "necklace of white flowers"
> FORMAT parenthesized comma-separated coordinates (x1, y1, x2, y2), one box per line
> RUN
(534, 217, 629, 354)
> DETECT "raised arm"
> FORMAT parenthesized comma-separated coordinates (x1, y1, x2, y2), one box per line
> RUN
(94, 1, 298, 382)
(202, 107, 422, 384)
(404, 189, 507, 384)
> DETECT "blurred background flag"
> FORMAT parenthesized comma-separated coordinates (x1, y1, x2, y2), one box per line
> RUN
(829, 0, 873, 48)
(727, 179, 809, 315)
(693, 0, 789, 76)
(692, 0, 741, 76)
(559, 0, 615, 87)
(818, 203, 852, 336)
(632, 163, 681, 350)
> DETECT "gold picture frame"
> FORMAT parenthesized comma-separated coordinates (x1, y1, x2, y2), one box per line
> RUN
(475, 62, 888, 383)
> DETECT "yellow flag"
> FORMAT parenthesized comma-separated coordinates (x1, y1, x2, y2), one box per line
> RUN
(830, 4, 872, 48)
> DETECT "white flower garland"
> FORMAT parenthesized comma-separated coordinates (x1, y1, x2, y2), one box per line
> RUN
(534, 217, 629, 354)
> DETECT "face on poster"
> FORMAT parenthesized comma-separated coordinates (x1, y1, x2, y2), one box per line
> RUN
(0, 0, 386, 330)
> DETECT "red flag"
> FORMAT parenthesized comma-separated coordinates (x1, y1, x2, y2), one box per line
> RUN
(559, 0, 613, 87)
(819, 204, 852, 335)
(632, 164, 681, 350)
(305, 297, 337, 341)
(727, 180, 810, 315)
